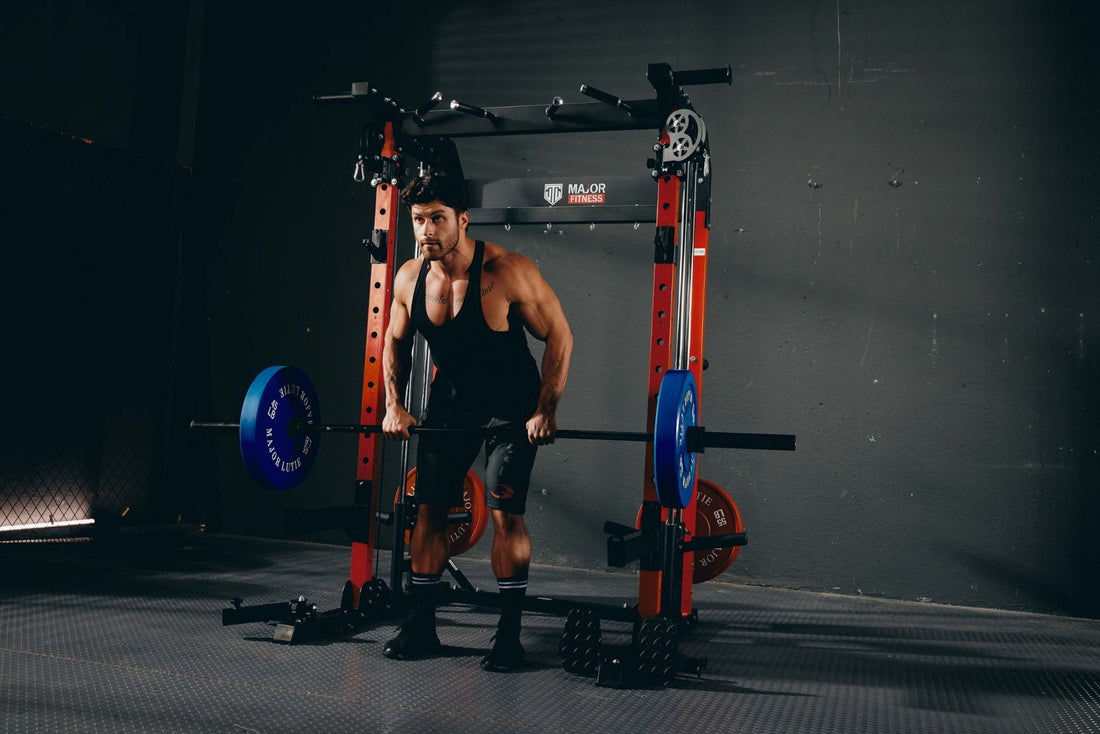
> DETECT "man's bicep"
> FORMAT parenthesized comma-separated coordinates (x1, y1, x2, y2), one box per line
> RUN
(540, 294, 572, 344)
(386, 263, 418, 344)
(520, 268, 570, 341)
(386, 302, 415, 349)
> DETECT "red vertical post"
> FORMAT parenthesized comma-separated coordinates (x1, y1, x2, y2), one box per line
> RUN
(349, 122, 400, 600)
(639, 170, 680, 619)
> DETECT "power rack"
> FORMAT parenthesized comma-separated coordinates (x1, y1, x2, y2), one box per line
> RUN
(221, 63, 794, 687)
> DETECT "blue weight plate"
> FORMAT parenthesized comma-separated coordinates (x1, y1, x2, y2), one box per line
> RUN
(239, 365, 321, 490)
(653, 369, 698, 508)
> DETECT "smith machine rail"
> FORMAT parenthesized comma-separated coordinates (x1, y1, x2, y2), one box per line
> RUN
(221, 63, 794, 686)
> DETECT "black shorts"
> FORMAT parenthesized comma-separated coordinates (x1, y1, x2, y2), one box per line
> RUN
(414, 399, 537, 516)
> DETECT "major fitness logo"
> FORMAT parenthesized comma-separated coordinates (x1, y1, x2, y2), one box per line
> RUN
(543, 182, 607, 206)
(544, 183, 563, 206)
(567, 182, 606, 204)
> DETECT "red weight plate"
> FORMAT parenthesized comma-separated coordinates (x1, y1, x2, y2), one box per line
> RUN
(635, 477, 744, 583)
(394, 468, 488, 556)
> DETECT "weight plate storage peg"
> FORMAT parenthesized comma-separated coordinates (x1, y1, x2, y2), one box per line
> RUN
(633, 477, 745, 583)
(394, 468, 489, 556)
(652, 369, 698, 509)
(239, 366, 321, 490)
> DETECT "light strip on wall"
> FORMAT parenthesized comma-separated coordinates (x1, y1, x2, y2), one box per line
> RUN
(0, 519, 96, 533)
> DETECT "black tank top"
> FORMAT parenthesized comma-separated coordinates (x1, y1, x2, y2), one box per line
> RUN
(411, 240, 541, 420)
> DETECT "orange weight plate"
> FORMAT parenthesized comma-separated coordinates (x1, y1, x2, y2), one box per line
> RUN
(636, 477, 744, 583)
(394, 468, 488, 556)
(692, 478, 744, 583)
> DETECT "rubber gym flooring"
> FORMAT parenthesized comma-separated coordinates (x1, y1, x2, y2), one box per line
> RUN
(2, 533, 1098, 734)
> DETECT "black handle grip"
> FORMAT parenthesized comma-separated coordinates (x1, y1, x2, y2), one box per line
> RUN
(414, 92, 444, 119)
(579, 84, 636, 114)
(312, 92, 356, 105)
(449, 100, 495, 119)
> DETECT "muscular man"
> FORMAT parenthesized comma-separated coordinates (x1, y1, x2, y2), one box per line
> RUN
(381, 171, 573, 672)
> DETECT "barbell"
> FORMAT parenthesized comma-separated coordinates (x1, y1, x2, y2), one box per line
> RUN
(190, 365, 796, 508)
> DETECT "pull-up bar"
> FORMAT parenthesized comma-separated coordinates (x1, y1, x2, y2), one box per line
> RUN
(313, 63, 732, 140)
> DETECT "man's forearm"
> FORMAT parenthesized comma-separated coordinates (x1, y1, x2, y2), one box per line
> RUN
(537, 329, 572, 413)
(383, 339, 412, 410)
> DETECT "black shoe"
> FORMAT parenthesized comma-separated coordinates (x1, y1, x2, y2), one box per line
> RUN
(383, 621, 442, 660)
(481, 634, 525, 672)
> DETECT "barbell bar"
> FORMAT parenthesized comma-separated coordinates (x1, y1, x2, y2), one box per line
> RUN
(187, 420, 794, 452)
(189, 365, 796, 507)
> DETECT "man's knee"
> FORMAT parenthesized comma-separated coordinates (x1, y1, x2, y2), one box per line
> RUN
(491, 509, 528, 536)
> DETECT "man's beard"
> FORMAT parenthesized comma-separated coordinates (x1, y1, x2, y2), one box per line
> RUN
(420, 230, 459, 261)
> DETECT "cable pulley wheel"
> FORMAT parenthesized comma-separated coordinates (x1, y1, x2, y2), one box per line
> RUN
(663, 108, 706, 161)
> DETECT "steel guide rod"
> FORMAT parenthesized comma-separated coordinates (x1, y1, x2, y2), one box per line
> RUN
(389, 309, 428, 590)
(665, 160, 698, 501)
(670, 156, 703, 615)
(671, 158, 698, 373)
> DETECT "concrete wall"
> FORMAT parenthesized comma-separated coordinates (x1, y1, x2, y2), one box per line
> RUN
(190, 1, 1097, 616)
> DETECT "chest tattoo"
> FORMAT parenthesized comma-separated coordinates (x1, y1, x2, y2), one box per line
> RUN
(451, 279, 496, 309)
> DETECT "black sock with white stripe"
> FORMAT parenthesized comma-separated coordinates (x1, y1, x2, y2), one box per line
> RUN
(410, 572, 442, 629)
(496, 574, 528, 638)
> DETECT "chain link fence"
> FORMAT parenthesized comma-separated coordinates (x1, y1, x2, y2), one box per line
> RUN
(0, 120, 190, 537)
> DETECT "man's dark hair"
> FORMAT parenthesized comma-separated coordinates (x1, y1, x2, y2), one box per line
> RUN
(400, 170, 469, 213)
